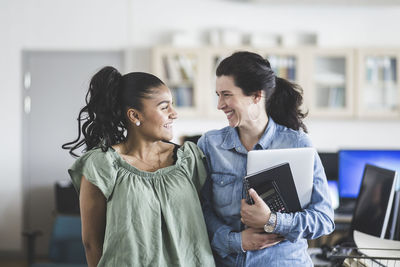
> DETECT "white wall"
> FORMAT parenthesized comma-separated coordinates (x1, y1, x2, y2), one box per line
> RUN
(0, 0, 129, 252)
(1, 0, 400, 253)
(130, 0, 400, 47)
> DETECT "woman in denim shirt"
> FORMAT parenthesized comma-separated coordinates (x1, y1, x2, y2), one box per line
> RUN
(198, 51, 335, 267)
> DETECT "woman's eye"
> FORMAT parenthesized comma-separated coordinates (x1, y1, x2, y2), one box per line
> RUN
(162, 105, 169, 110)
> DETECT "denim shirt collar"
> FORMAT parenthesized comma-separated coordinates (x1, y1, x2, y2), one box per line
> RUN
(221, 117, 277, 152)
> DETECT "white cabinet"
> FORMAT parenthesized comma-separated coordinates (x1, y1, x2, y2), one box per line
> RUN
(306, 48, 355, 118)
(152, 46, 400, 119)
(356, 48, 400, 118)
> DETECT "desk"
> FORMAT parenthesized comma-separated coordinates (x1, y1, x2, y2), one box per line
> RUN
(308, 247, 332, 267)
(334, 213, 352, 224)
(308, 213, 352, 248)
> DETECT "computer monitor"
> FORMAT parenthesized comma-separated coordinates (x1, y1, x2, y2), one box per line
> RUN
(318, 152, 338, 181)
(350, 164, 397, 239)
(338, 149, 400, 199)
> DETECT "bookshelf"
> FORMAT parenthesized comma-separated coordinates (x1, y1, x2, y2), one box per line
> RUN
(152, 47, 205, 117)
(152, 46, 400, 119)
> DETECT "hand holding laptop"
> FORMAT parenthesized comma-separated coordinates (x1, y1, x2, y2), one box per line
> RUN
(241, 188, 271, 229)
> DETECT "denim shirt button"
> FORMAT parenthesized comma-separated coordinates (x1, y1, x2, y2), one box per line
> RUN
(220, 181, 224, 185)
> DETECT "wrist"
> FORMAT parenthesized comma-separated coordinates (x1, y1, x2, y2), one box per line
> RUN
(263, 212, 277, 233)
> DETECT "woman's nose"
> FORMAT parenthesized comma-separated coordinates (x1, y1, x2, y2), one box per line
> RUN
(217, 96, 226, 110)
(170, 106, 178, 119)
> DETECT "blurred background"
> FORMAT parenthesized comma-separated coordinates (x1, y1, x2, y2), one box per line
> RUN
(1, 0, 400, 265)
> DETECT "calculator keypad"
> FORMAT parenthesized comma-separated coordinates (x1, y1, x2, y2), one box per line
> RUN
(266, 195, 287, 213)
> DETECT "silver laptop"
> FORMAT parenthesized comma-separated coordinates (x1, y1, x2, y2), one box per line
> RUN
(247, 147, 315, 209)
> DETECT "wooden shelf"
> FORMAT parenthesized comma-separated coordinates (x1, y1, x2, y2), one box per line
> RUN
(152, 46, 400, 119)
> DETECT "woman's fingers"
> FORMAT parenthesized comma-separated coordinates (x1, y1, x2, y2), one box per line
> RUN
(242, 228, 283, 251)
(240, 193, 271, 228)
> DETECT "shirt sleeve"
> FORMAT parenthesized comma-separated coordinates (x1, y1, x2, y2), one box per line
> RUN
(68, 148, 118, 201)
(198, 135, 243, 258)
(273, 133, 335, 242)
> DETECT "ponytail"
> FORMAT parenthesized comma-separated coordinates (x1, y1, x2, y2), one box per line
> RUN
(267, 77, 308, 133)
(62, 66, 125, 157)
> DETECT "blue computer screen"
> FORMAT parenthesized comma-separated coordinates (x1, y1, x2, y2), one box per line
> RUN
(338, 150, 400, 199)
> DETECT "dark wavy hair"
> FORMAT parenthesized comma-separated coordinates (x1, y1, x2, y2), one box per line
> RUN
(62, 66, 164, 157)
(216, 51, 308, 132)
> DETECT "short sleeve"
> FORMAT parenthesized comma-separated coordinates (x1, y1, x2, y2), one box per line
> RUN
(182, 141, 208, 194)
(68, 148, 118, 200)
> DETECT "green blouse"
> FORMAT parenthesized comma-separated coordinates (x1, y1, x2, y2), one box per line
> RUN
(69, 141, 215, 267)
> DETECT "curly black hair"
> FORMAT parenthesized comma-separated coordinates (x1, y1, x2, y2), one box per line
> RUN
(62, 66, 164, 157)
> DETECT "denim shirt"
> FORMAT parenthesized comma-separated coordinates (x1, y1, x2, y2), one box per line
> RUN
(197, 118, 335, 267)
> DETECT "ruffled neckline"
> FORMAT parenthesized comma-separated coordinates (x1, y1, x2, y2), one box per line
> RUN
(108, 142, 192, 178)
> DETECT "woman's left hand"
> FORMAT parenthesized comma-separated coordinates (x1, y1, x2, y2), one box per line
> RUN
(241, 188, 271, 228)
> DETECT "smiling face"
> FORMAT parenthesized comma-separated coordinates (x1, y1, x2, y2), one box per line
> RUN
(216, 75, 254, 128)
(134, 85, 177, 141)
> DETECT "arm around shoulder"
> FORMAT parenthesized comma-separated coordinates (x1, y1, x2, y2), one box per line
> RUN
(197, 135, 245, 257)
(183, 141, 209, 194)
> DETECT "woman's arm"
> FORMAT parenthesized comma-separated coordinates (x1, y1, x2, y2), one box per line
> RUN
(240, 151, 335, 242)
(198, 136, 280, 257)
(80, 175, 106, 267)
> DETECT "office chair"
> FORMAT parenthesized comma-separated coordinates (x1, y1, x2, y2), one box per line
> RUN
(24, 181, 87, 267)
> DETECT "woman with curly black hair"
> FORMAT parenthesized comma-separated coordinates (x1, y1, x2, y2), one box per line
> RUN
(198, 51, 334, 266)
(63, 67, 214, 267)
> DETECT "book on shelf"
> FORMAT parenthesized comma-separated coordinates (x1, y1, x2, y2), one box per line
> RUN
(172, 86, 193, 107)
(278, 57, 288, 80)
(162, 55, 196, 85)
(366, 56, 397, 83)
(163, 55, 181, 84)
(329, 86, 345, 108)
(287, 57, 296, 81)
(267, 55, 296, 81)
(177, 55, 195, 82)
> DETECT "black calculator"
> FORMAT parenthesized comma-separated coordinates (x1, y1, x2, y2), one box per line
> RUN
(245, 180, 288, 213)
(261, 181, 288, 212)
